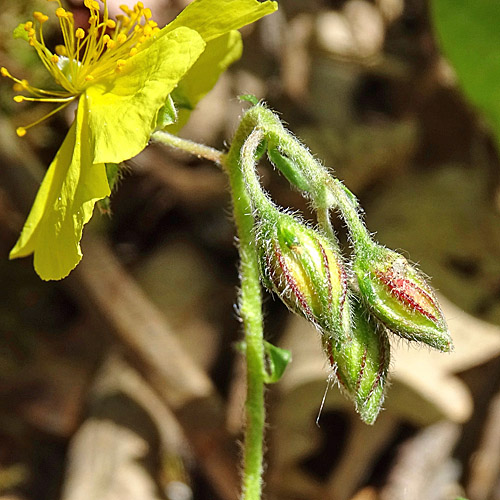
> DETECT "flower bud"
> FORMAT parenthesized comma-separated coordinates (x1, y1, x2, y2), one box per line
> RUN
(353, 244, 452, 352)
(323, 300, 390, 425)
(257, 213, 351, 344)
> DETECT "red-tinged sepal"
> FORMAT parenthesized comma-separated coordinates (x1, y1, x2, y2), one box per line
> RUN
(257, 213, 352, 345)
(323, 300, 390, 425)
(354, 243, 452, 352)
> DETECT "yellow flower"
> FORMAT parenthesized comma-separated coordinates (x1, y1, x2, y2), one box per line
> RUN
(2, 0, 277, 280)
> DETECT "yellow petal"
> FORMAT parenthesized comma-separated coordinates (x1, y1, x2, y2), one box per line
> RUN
(10, 97, 110, 280)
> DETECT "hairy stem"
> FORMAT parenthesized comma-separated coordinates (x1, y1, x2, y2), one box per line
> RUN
(154, 121, 267, 500)
(151, 130, 226, 166)
(226, 120, 267, 500)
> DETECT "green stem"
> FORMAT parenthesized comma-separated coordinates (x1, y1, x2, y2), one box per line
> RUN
(233, 106, 373, 249)
(151, 130, 226, 166)
(326, 178, 372, 249)
(154, 123, 267, 500)
(226, 121, 267, 500)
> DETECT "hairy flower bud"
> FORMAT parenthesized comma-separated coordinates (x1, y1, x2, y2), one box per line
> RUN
(323, 301, 390, 425)
(354, 244, 452, 352)
(257, 214, 351, 343)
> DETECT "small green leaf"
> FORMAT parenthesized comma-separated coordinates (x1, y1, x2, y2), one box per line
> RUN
(13, 24, 29, 41)
(263, 341, 291, 383)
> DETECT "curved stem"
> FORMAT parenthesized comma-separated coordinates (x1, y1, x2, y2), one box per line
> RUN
(234, 106, 373, 249)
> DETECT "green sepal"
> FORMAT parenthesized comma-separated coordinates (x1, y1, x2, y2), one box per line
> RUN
(170, 87, 194, 111)
(324, 300, 390, 425)
(105, 163, 121, 191)
(13, 24, 29, 42)
(239, 94, 259, 106)
(263, 340, 291, 383)
(268, 145, 311, 193)
(354, 243, 452, 352)
(156, 94, 178, 129)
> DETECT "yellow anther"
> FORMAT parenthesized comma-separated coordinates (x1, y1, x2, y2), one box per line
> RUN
(147, 20, 158, 27)
(134, 24, 141, 32)
(143, 8, 152, 19)
(0, 67, 9, 77)
(55, 7, 68, 18)
(28, 29, 36, 37)
(55, 45, 67, 56)
(129, 47, 138, 57)
(153, 27, 160, 34)
(139, 35, 147, 43)
(116, 59, 126, 71)
(84, 0, 100, 10)
(16, 127, 27, 137)
(51, 54, 59, 63)
(106, 39, 116, 49)
(106, 20, 116, 29)
(120, 5, 131, 14)
(85, 75, 94, 81)
(143, 24, 152, 36)
(24, 21, 33, 31)
(14, 95, 25, 103)
(13, 80, 29, 92)
(103, 34, 111, 43)
(137, 2, 144, 10)
(33, 11, 49, 23)
(75, 28, 85, 39)
(117, 33, 127, 44)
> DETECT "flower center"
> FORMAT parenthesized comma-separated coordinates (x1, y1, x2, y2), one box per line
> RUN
(1, 0, 159, 136)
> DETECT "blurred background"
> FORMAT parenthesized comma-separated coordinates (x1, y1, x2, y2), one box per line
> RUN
(1, 0, 500, 499)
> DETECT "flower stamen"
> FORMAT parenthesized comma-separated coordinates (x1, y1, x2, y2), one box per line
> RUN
(4, 0, 159, 135)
